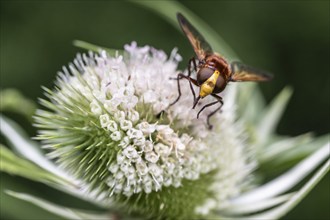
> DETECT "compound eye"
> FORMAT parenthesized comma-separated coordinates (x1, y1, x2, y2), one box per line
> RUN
(197, 68, 213, 85)
(213, 75, 226, 93)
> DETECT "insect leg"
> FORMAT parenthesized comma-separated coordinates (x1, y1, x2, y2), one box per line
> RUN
(197, 101, 218, 119)
(169, 57, 198, 106)
(188, 57, 198, 77)
(197, 94, 223, 129)
(186, 58, 199, 103)
(169, 73, 198, 106)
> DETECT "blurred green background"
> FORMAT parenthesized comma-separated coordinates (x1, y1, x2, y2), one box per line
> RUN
(1, 1, 329, 219)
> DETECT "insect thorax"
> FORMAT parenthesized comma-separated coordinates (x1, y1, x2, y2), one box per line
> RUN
(205, 55, 231, 77)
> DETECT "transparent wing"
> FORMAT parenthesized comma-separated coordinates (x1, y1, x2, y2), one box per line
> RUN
(177, 13, 213, 61)
(230, 61, 273, 82)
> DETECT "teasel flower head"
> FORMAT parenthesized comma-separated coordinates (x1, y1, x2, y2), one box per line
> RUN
(33, 42, 256, 218)
(1, 39, 328, 220)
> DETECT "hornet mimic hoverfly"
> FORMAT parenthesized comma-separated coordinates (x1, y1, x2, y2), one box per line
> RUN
(170, 13, 273, 129)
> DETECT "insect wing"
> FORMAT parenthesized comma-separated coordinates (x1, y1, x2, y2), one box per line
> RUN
(230, 61, 273, 82)
(177, 13, 213, 61)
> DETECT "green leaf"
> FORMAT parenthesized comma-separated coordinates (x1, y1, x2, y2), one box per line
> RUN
(0, 89, 37, 121)
(6, 191, 111, 220)
(0, 145, 69, 186)
(234, 159, 329, 220)
(0, 175, 64, 220)
(268, 134, 330, 169)
(256, 86, 293, 146)
(228, 144, 329, 206)
(219, 193, 294, 215)
(216, 144, 329, 219)
(0, 115, 75, 184)
(237, 83, 266, 124)
(73, 40, 123, 56)
(262, 158, 329, 220)
(259, 133, 313, 163)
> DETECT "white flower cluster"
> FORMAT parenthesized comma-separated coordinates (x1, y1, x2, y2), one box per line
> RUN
(54, 42, 254, 207)
(105, 122, 215, 197)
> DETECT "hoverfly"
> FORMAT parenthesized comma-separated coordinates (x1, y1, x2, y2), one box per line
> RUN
(170, 13, 273, 129)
